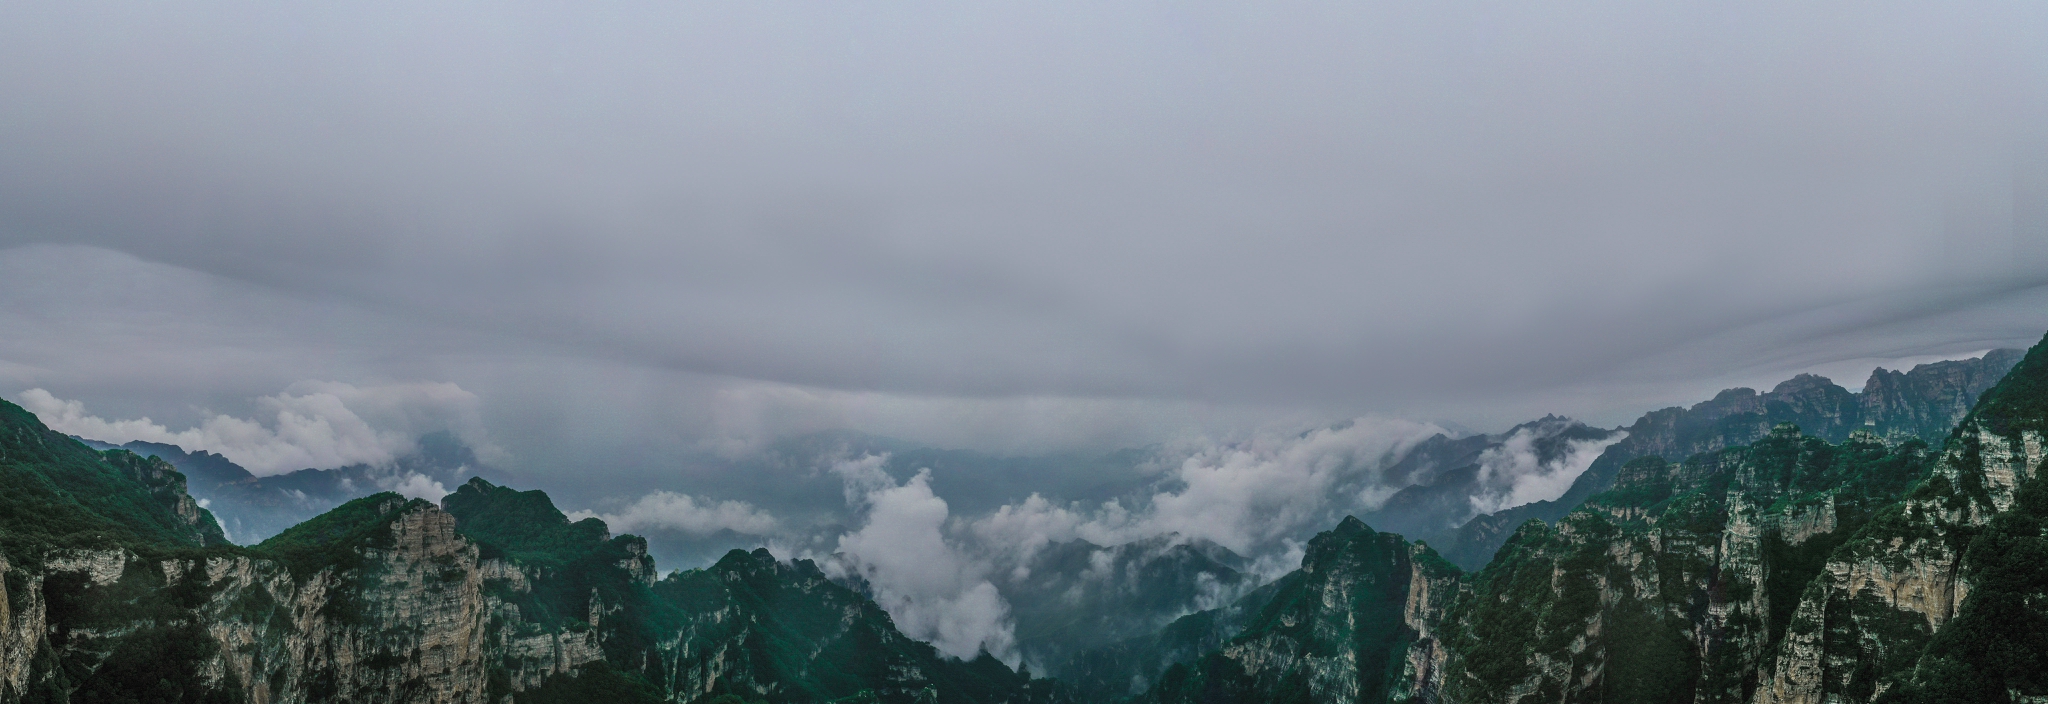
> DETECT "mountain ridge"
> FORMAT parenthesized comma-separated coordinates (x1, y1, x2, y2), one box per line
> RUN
(1436, 349, 2023, 570)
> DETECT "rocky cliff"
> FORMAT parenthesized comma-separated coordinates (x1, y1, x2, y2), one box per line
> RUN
(0, 490, 613, 703)
(1756, 341, 2048, 704)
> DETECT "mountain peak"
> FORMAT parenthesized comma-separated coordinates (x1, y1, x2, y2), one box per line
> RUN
(1771, 372, 1839, 395)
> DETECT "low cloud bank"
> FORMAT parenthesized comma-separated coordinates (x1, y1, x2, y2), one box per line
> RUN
(569, 491, 780, 537)
(20, 381, 499, 476)
(968, 418, 1446, 578)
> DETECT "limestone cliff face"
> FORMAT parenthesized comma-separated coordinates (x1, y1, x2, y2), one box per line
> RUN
(1755, 425, 2044, 704)
(0, 496, 603, 704)
(1393, 544, 1461, 702)
(986, 343, 2045, 704)
(1752, 338, 2048, 704)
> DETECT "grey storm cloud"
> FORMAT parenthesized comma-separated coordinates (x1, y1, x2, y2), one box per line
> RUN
(2, 1, 2047, 457)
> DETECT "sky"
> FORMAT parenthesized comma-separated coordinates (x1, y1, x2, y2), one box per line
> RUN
(4, 0, 2048, 662)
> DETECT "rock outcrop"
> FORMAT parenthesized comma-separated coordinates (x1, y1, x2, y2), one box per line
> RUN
(0, 493, 605, 703)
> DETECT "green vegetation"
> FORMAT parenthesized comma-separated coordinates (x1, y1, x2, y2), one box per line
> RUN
(254, 492, 424, 579)
(1137, 518, 1444, 704)
(1054, 576, 1290, 701)
(0, 398, 226, 560)
(441, 477, 673, 648)
(651, 548, 1059, 704)
(513, 662, 667, 704)
(1439, 420, 1947, 702)
(1959, 330, 2048, 439)
(1875, 475, 2048, 703)
(5, 332, 2042, 704)
(441, 477, 612, 569)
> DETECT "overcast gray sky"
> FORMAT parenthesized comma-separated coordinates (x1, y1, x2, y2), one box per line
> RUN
(3, 0, 2048, 473)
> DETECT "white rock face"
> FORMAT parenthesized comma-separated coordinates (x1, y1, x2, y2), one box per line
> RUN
(0, 500, 605, 704)
(0, 555, 50, 699)
(1753, 425, 2044, 704)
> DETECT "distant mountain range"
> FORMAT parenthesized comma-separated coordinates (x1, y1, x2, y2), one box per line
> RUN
(1432, 349, 2022, 570)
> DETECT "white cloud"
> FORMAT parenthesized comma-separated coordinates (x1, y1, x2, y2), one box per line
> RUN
(568, 491, 779, 537)
(19, 381, 499, 475)
(1468, 427, 1628, 515)
(828, 452, 897, 508)
(967, 417, 1444, 567)
(1141, 419, 1443, 553)
(384, 473, 450, 502)
(831, 457, 1019, 665)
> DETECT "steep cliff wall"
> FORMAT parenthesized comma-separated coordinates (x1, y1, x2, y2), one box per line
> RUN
(0, 494, 603, 704)
(1758, 340, 2048, 704)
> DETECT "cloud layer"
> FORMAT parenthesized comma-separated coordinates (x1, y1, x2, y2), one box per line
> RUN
(969, 418, 1447, 578)
(569, 492, 779, 538)
(22, 382, 495, 476)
